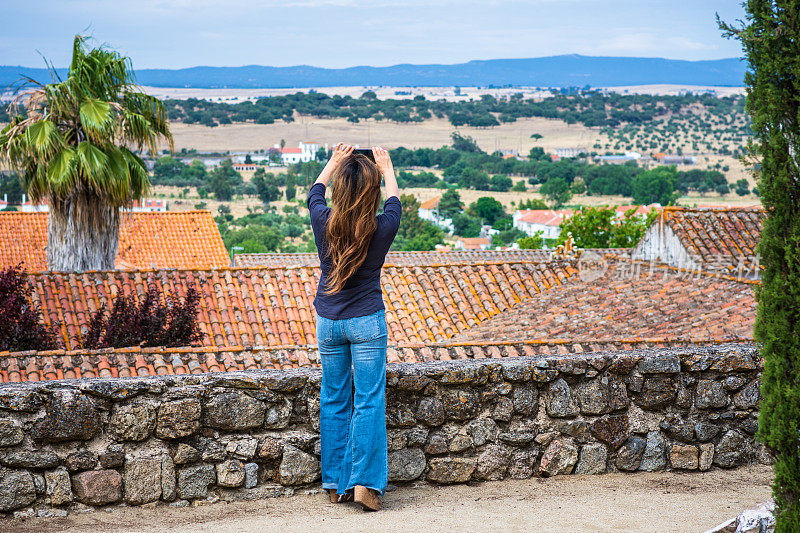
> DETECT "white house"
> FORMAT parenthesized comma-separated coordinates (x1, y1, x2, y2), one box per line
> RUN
(273, 141, 326, 165)
(632, 206, 764, 279)
(512, 209, 572, 240)
(418, 195, 454, 234)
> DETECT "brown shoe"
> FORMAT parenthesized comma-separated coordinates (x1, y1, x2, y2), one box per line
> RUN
(328, 489, 353, 503)
(353, 485, 380, 511)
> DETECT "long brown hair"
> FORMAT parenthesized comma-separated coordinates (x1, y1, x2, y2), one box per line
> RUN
(324, 153, 382, 294)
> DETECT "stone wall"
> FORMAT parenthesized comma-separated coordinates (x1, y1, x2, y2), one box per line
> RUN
(0, 343, 767, 516)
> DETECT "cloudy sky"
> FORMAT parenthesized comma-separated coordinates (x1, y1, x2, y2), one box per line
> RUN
(1, 1, 746, 69)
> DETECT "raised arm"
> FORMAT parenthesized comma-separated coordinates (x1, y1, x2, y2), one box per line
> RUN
(314, 142, 354, 186)
(373, 146, 399, 199)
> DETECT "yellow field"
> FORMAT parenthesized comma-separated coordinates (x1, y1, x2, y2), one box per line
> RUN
(168, 115, 597, 155)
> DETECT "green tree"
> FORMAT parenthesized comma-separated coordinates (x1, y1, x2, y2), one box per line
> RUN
(557, 206, 657, 248)
(438, 188, 464, 218)
(540, 177, 573, 207)
(631, 165, 679, 205)
(450, 132, 482, 153)
(0, 35, 172, 271)
(392, 194, 444, 250)
(517, 232, 544, 249)
(451, 212, 481, 237)
(722, 5, 800, 528)
(518, 198, 548, 210)
(468, 196, 506, 225)
(734, 178, 750, 196)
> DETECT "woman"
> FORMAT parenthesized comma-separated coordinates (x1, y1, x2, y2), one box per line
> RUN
(307, 143, 401, 511)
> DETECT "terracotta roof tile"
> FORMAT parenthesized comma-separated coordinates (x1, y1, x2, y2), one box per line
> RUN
(23, 261, 577, 351)
(452, 258, 756, 344)
(653, 206, 764, 274)
(0, 211, 229, 271)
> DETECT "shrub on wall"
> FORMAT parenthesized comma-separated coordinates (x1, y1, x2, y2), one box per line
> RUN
(723, 4, 800, 529)
(82, 285, 203, 349)
(0, 265, 58, 352)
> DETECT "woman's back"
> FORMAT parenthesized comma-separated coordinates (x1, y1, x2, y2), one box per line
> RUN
(307, 182, 401, 319)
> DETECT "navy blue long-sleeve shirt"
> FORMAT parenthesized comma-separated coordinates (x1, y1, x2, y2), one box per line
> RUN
(307, 182, 402, 319)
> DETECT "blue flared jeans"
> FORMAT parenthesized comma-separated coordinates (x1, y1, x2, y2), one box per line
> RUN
(316, 309, 388, 496)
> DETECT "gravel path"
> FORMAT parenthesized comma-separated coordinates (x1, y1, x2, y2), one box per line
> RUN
(6, 465, 772, 533)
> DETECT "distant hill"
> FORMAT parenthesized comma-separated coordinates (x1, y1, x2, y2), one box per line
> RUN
(0, 55, 745, 90)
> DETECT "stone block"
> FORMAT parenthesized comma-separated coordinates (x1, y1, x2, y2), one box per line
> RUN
(699, 443, 714, 471)
(733, 380, 760, 409)
(1, 450, 60, 469)
(226, 438, 259, 460)
(99, 450, 125, 469)
(255, 437, 283, 461)
(714, 430, 746, 468)
(616, 436, 646, 472)
(125, 457, 162, 505)
(45, 467, 72, 505)
(546, 378, 579, 418)
(278, 445, 320, 485)
(426, 457, 476, 484)
(162, 455, 176, 501)
(216, 459, 246, 488)
(669, 444, 699, 470)
(696, 380, 728, 409)
(639, 431, 666, 472)
(0, 467, 35, 512)
(589, 415, 628, 449)
(512, 385, 537, 415)
(441, 389, 479, 421)
(244, 463, 259, 489)
(388, 448, 426, 482)
(416, 396, 445, 426)
(465, 418, 499, 447)
(474, 444, 512, 481)
(507, 448, 539, 479)
(638, 354, 680, 374)
(176, 464, 215, 500)
(492, 397, 514, 422)
(32, 390, 99, 443)
(204, 392, 266, 430)
(72, 469, 123, 505)
(635, 377, 677, 410)
(65, 451, 98, 472)
(263, 401, 292, 429)
(539, 438, 578, 477)
(108, 403, 157, 442)
(448, 434, 473, 453)
(0, 419, 24, 447)
(156, 399, 201, 439)
(174, 443, 202, 465)
(574, 443, 607, 475)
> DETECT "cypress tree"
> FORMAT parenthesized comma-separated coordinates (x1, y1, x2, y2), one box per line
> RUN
(721, 3, 800, 529)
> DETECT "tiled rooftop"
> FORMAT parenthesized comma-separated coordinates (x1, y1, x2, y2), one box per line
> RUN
(452, 258, 756, 344)
(25, 261, 577, 351)
(0, 211, 230, 271)
(0, 339, 746, 382)
(663, 206, 764, 273)
(234, 249, 557, 268)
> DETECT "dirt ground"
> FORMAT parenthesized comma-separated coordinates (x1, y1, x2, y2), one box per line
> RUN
(5, 465, 772, 533)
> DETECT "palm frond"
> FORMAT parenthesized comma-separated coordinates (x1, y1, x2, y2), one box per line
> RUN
(79, 97, 114, 142)
(76, 141, 111, 192)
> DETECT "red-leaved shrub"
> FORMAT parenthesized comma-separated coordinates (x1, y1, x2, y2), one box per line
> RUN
(0, 265, 58, 352)
(82, 285, 203, 349)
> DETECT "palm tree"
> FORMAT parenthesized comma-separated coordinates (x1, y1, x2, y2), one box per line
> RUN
(0, 36, 172, 271)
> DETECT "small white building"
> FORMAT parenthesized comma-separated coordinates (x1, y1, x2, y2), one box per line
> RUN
(512, 209, 572, 240)
(632, 206, 764, 279)
(418, 195, 454, 234)
(274, 141, 326, 165)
